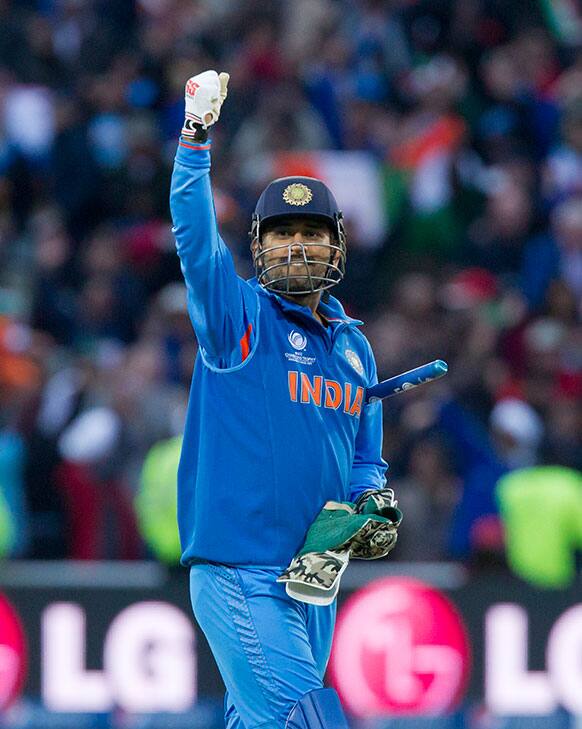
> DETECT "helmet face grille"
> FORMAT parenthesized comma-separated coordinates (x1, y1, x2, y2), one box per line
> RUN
(250, 176, 347, 295)
(250, 215, 347, 295)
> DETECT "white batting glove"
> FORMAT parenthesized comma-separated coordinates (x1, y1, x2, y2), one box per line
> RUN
(182, 70, 229, 139)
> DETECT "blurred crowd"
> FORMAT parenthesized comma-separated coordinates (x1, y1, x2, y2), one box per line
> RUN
(0, 0, 581, 578)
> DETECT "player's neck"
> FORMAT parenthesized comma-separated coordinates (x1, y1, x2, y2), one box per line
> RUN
(281, 291, 324, 321)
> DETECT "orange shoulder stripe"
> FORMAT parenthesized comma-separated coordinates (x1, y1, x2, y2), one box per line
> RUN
(240, 323, 253, 362)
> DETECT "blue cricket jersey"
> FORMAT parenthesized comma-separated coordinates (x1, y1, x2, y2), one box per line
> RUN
(170, 139, 388, 566)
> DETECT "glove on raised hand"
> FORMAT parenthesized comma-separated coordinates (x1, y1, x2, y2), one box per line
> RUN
(182, 70, 229, 142)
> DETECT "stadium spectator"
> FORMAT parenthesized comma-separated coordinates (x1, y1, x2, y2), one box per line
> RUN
(0, 0, 579, 567)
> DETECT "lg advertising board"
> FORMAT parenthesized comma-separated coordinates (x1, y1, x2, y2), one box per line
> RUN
(1, 565, 582, 719)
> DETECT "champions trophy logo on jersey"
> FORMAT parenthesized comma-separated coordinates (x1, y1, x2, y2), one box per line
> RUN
(0, 593, 27, 710)
(282, 183, 313, 206)
(345, 349, 364, 376)
(288, 330, 308, 351)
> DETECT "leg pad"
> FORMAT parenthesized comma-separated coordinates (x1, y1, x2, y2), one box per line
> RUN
(285, 688, 349, 729)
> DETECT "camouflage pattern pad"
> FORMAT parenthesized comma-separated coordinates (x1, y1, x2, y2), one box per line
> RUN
(355, 488, 403, 526)
(277, 549, 349, 591)
(279, 489, 403, 603)
(349, 518, 398, 559)
(277, 549, 350, 605)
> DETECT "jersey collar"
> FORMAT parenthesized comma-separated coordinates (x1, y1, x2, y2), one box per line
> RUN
(250, 278, 363, 327)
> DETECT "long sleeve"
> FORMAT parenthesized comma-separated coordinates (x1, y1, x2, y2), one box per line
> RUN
(348, 348, 388, 501)
(170, 139, 258, 367)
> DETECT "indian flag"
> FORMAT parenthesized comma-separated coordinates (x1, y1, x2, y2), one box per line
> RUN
(268, 151, 387, 250)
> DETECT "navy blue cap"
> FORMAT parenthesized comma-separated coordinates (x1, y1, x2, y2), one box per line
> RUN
(253, 176, 341, 230)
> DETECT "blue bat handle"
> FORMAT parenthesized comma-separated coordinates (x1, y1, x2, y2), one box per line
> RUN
(365, 360, 448, 404)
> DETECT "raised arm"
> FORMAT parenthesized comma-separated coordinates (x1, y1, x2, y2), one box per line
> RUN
(170, 71, 257, 367)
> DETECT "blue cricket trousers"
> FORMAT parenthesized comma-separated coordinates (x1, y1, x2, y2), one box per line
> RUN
(190, 563, 336, 728)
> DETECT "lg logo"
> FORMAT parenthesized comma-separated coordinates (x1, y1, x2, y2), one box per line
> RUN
(42, 602, 196, 712)
(0, 593, 27, 709)
(329, 578, 470, 716)
(0, 596, 197, 713)
(486, 604, 582, 715)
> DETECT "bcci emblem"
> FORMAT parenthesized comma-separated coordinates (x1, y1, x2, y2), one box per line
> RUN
(283, 183, 313, 207)
(345, 349, 364, 375)
(288, 330, 307, 351)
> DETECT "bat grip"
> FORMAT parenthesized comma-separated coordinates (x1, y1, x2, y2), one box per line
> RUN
(365, 359, 448, 403)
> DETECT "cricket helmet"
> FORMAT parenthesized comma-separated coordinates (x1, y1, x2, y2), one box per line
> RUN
(250, 176, 346, 295)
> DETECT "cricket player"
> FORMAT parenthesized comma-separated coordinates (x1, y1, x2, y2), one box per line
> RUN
(170, 70, 391, 728)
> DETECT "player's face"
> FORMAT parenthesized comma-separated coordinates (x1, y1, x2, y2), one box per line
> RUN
(256, 219, 339, 293)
